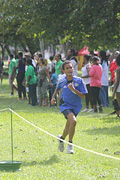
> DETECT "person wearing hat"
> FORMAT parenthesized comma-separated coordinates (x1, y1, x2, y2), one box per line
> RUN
(24, 52, 35, 104)
(24, 52, 36, 68)
(24, 52, 31, 57)
(25, 59, 37, 106)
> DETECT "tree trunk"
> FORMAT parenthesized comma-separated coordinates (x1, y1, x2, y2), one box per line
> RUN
(39, 38, 44, 58)
(1, 45, 5, 60)
(5, 45, 11, 55)
(21, 42, 28, 52)
(15, 41, 18, 57)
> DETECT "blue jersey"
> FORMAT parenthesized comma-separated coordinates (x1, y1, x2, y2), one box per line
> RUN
(51, 73, 57, 86)
(56, 76, 87, 115)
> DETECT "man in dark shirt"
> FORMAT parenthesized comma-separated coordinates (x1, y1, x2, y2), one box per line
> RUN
(16, 52, 27, 100)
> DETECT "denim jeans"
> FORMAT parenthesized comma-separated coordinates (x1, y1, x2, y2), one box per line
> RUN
(99, 85, 109, 107)
(50, 85, 56, 99)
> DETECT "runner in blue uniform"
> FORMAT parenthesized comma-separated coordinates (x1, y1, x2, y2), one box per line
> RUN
(51, 60, 87, 154)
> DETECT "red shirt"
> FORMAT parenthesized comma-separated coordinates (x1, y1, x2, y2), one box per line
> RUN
(110, 60, 118, 82)
(89, 65, 102, 88)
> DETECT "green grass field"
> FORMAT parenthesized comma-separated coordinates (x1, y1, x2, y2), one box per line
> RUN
(0, 75, 120, 180)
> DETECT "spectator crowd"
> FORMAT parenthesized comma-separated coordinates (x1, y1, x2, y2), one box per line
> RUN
(1, 49, 120, 116)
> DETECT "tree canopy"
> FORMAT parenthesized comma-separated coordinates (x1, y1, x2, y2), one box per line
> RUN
(0, 0, 120, 56)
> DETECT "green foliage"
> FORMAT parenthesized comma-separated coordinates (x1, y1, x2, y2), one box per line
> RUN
(0, 0, 120, 53)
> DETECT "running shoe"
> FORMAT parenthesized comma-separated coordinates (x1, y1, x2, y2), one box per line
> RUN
(67, 143, 74, 154)
(82, 108, 89, 112)
(58, 134, 65, 152)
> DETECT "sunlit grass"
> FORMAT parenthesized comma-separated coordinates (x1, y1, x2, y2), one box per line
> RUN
(0, 76, 120, 180)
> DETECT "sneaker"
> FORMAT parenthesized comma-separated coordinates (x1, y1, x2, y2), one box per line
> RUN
(58, 134, 65, 152)
(67, 143, 74, 154)
(82, 108, 89, 112)
(10, 92, 14, 96)
(87, 109, 94, 113)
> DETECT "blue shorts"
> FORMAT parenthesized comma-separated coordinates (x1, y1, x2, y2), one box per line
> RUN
(62, 109, 77, 119)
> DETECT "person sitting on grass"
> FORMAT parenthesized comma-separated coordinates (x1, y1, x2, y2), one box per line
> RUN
(51, 60, 87, 154)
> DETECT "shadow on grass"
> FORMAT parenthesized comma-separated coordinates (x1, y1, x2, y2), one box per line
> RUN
(22, 154, 59, 167)
(79, 112, 112, 118)
(100, 115, 120, 123)
(84, 126, 120, 136)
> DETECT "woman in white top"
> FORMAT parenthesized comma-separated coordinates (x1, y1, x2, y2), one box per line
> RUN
(81, 54, 93, 112)
(112, 54, 120, 117)
(99, 50, 109, 107)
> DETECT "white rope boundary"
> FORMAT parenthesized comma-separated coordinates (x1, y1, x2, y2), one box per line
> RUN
(0, 108, 120, 161)
(0, 108, 9, 112)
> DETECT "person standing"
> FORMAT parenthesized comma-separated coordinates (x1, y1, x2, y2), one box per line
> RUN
(51, 60, 87, 154)
(89, 56, 103, 113)
(24, 52, 36, 68)
(99, 50, 109, 107)
(81, 54, 93, 112)
(48, 56, 56, 75)
(67, 49, 78, 76)
(34, 52, 43, 103)
(25, 59, 37, 106)
(50, 67, 57, 106)
(37, 58, 53, 107)
(112, 54, 120, 117)
(109, 51, 119, 86)
(34, 51, 42, 74)
(24, 52, 34, 104)
(16, 52, 27, 100)
(57, 66, 66, 99)
(9, 53, 18, 95)
(55, 53, 63, 79)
